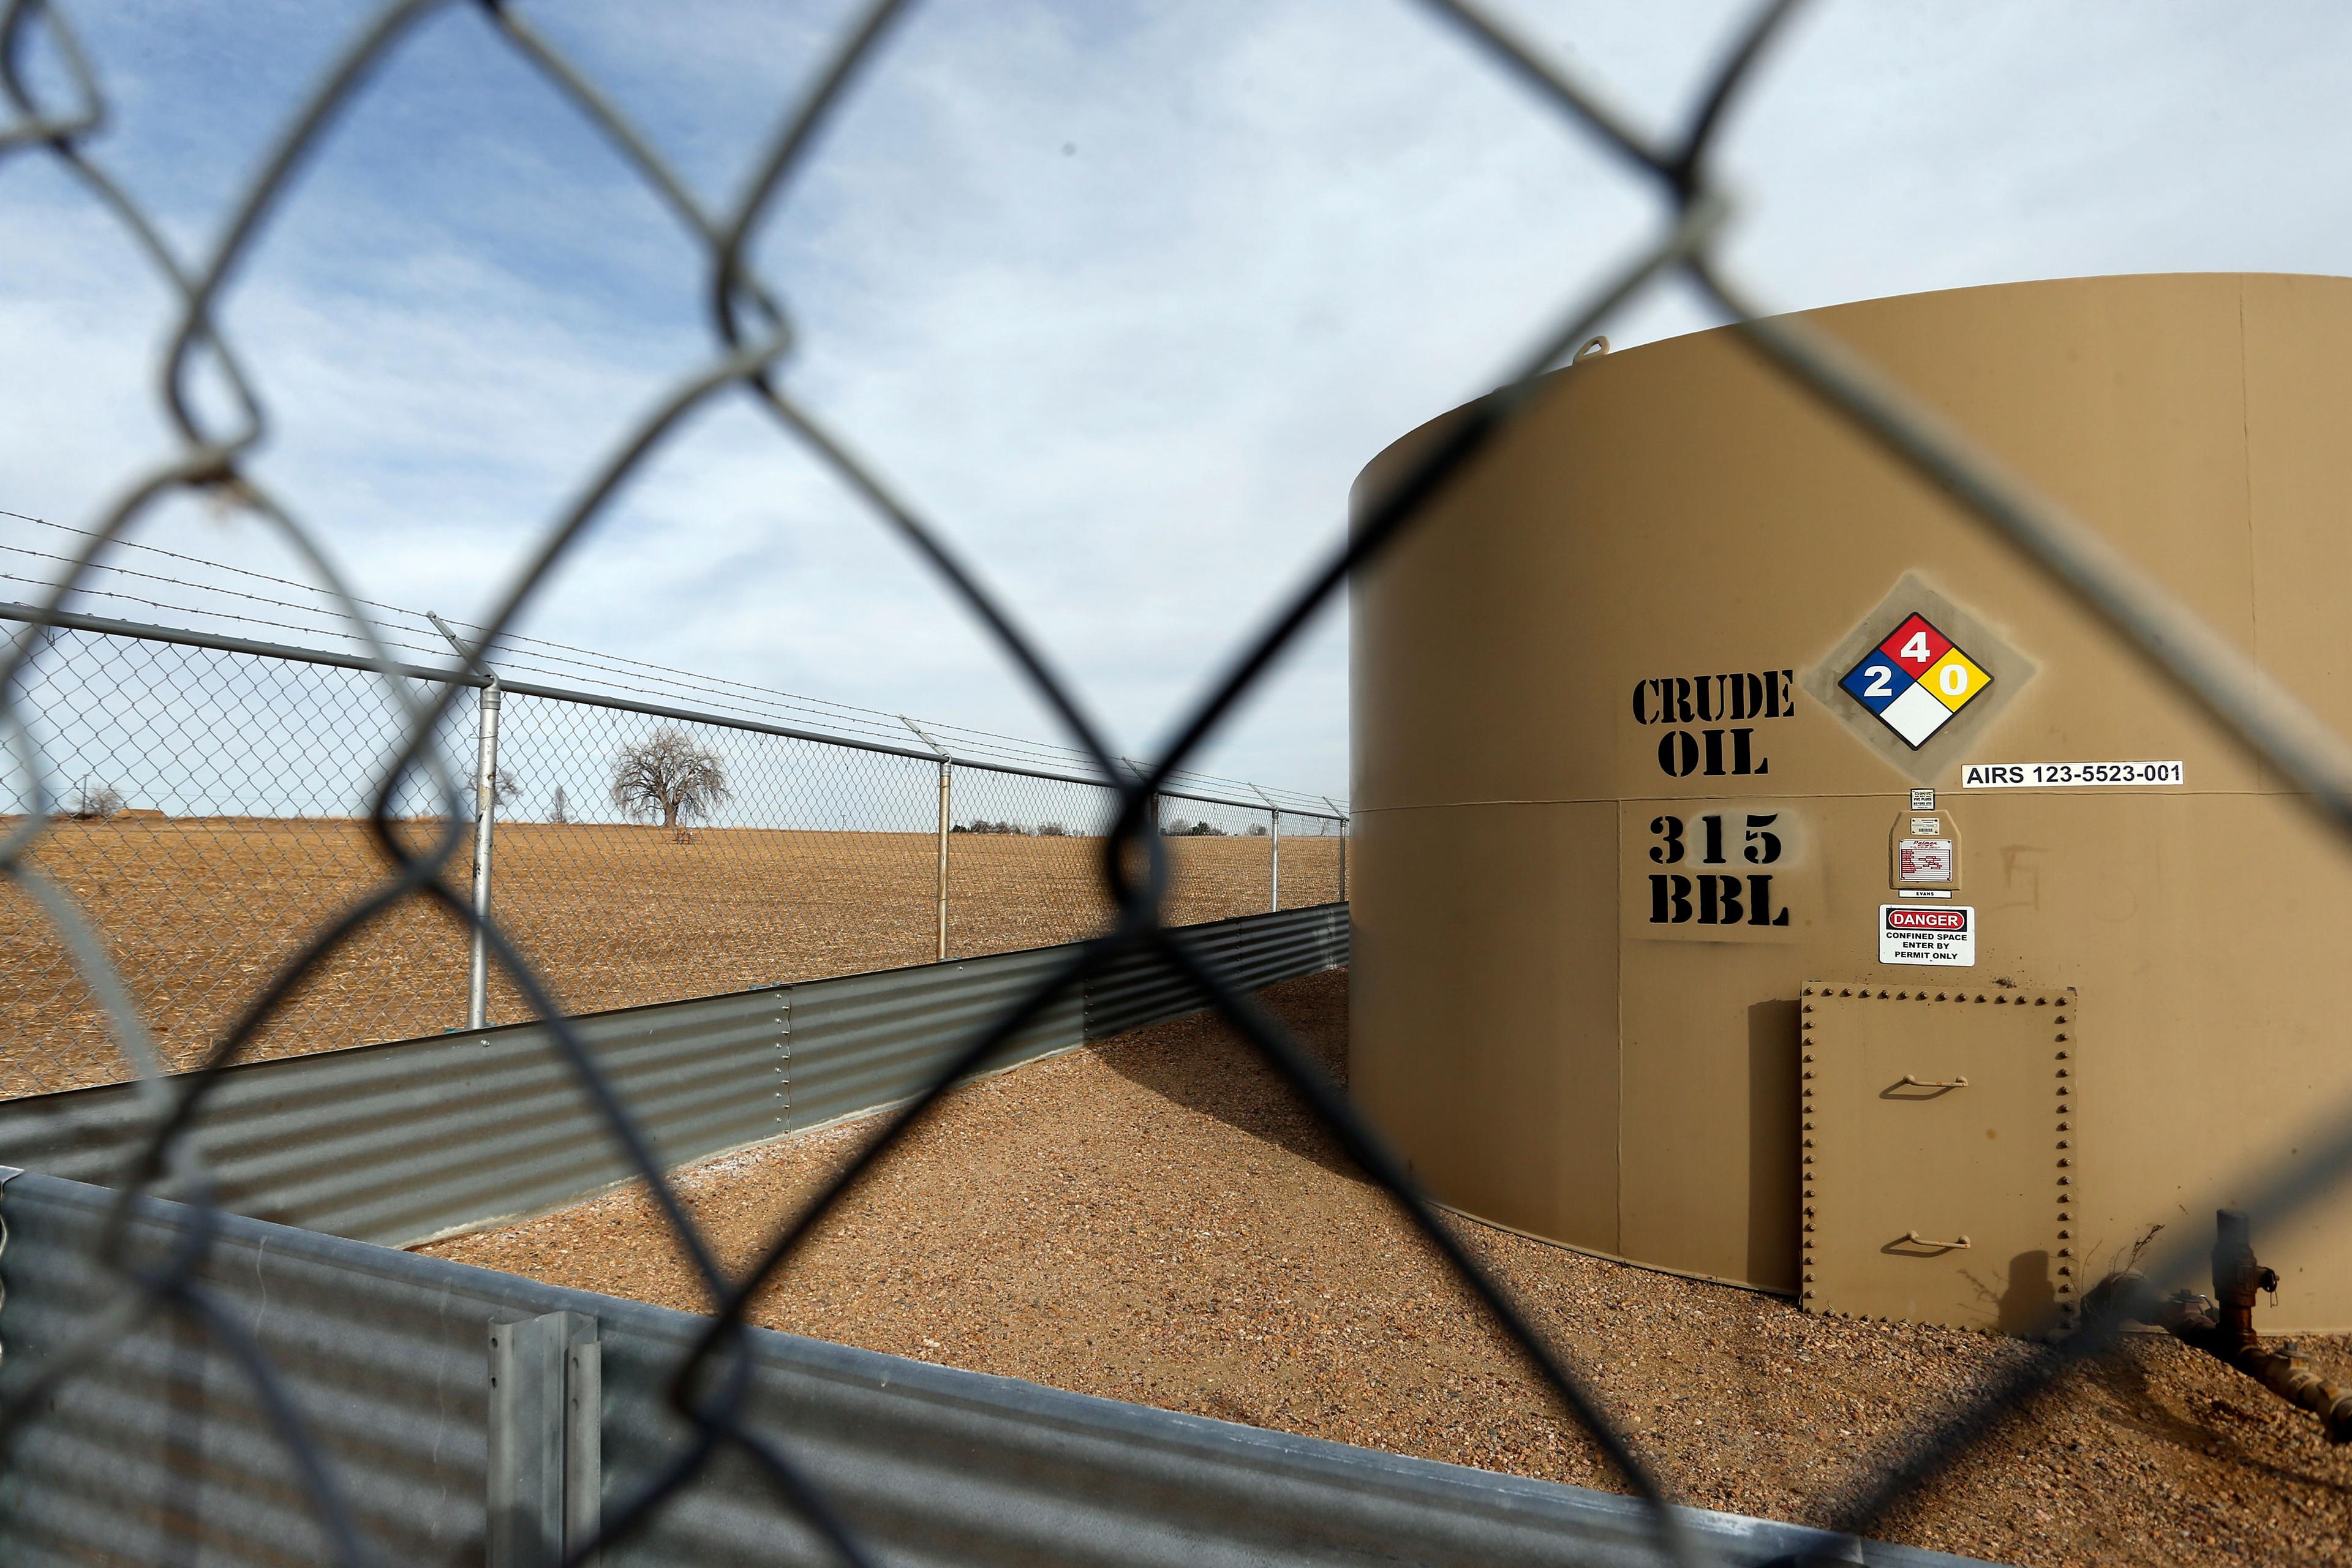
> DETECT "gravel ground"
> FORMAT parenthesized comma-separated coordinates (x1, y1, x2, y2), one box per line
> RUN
(426, 969, 2352, 1566)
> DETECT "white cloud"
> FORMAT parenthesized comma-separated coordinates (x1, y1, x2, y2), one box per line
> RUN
(4, 0, 2352, 805)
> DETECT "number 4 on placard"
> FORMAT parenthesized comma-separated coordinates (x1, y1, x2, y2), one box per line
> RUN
(1902, 630, 1932, 664)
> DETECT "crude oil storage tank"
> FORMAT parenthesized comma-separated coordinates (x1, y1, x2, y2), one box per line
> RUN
(1349, 273, 2352, 1335)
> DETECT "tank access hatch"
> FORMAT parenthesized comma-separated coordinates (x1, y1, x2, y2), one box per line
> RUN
(1800, 982, 2078, 1337)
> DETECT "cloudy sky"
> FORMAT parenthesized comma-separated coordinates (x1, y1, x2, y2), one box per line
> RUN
(2, 0, 2349, 803)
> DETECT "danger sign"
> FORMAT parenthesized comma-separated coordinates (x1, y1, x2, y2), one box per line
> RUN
(1880, 904, 1975, 967)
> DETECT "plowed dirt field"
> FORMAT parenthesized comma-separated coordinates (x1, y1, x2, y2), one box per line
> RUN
(0, 816, 1338, 1095)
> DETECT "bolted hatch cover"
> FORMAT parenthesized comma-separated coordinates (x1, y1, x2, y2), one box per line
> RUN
(1800, 982, 2077, 1337)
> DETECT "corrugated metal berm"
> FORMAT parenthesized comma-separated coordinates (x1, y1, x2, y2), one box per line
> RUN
(0, 1169, 1980, 1567)
(0, 904, 1349, 1247)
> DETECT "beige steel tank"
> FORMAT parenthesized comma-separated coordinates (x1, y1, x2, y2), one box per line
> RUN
(1349, 273, 2352, 1332)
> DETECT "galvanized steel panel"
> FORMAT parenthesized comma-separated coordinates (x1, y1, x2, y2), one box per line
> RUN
(0, 908, 1341, 1251)
(0, 986, 790, 1246)
(784, 944, 1087, 1133)
(1085, 903, 1349, 1041)
(0, 1170, 1970, 1568)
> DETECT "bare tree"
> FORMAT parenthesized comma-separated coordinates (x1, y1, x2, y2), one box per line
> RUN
(611, 726, 729, 831)
(68, 780, 124, 821)
(469, 768, 521, 816)
(548, 784, 571, 826)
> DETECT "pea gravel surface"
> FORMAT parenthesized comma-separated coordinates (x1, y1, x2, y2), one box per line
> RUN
(425, 969, 2352, 1566)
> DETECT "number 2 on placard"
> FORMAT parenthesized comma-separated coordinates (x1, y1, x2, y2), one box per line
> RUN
(1863, 664, 1893, 698)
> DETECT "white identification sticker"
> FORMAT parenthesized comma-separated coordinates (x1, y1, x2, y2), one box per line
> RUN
(1897, 838, 1954, 882)
(1880, 904, 1974, 967)
(1961, 761, 2184, 788)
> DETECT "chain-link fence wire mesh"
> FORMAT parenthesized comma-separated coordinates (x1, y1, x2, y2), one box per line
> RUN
(943, 766, 1117, 957)
(488, 690, 944, 1013)
(1273, 809, 1346, 911)
(0, 624, 474, 1094)
(0, 619, 1341, 1097)
(10, 0, 2352, 1563)
(1153, 792, 1279, 924)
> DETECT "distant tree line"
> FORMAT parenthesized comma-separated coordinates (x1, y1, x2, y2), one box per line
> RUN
(953, 820, 1070, 837)
(1160, 818, 1268, 837)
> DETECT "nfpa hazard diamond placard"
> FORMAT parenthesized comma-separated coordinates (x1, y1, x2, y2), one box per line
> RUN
(1838, 612, 1992, 750)
(1802, 576, 2033, 781)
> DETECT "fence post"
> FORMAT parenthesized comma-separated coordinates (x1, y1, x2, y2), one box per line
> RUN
(488, 1311, 600, 1568)
(903, 717, 952, 962)
(1126, 758, 1159, 893)
(431, 612, 500, 1031)
(468, 685, 502, 1028)
(1252, 785, 1280, 912)
(1324, 795, 1346, 902)
(935, 760, 951, 960)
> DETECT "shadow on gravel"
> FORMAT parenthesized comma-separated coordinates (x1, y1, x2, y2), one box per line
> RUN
(1094, 970, 1360, 1182)
(2080, 1347, 2352, 1498)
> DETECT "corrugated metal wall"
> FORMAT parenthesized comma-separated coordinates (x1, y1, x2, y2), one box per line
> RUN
(785, 942, 1088, 1133)
(0, 905, 1349, 1248)
(1086, 905, 1351, 1039)
(0, 1169, 1958, 1567)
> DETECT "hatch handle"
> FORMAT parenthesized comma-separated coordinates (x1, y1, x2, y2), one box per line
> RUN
(1900, 1231, 1972, 1250)
(1898, 1074, 1969, 1090)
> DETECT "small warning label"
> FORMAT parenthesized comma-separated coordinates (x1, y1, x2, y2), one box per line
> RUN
(1880, 904, 1975, 967)
(1897, 837, 1954, 882)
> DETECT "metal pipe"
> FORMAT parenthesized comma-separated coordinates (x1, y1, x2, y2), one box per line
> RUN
(1324, 796, 1347, 902)
(431, 611, 502, 1033)
(0, 601, 1346, 823)
(467, 684, 502, 1030)
(935, 761, 951, 961)
(2087, 1208, 2352, 1443)
(903, 717, 952, 963)
(1253, 785, 1280, 912)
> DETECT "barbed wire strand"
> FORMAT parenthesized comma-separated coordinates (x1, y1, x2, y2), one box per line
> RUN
(0, 507, 1341, 805)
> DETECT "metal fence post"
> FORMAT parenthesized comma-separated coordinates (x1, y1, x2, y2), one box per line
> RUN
(1324, 795, 1347, 902)
(431, 612, 501, 1031)
(935, 760, 951, 960)
(1126, 758, 1159, 884)
(468, 684, 502, 1028)
(903, 717, 952, 962)
(1251, 785, 1280, 912)
(488, 1310, 600, 1568)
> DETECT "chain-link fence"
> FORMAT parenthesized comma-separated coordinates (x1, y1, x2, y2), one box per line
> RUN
(0, 609, 1340, 1097)
(9, 1, 2352, 1565)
